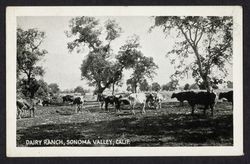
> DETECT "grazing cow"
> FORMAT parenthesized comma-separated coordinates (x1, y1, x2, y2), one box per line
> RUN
(73, 96, 85, 113)
(171, 91, 194, 106)
(16, 99, 35, 119)
(62, 95, 74, 103)
(128, 93, 154, 114)
(42, 99, 51, 106)
(219, 91, 233, 105)
(153, 93, 164, 109)
(97, 93, 106, 110)
(185, 91, 217, 116)
(98, 94, 122, 112)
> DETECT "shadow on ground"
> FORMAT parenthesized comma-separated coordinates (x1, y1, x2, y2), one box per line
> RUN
(17, 112, 233, 147)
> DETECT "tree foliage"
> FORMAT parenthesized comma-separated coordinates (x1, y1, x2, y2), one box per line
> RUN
(74, 86, 87, 95)
(152, 82, 161, 92)
(34, 80, 50, 99)
(66, 18, 158, 94)
(162, 80, 179, 91)
(17, 28, 47, 98)
(152, 16, 233, 90)
(227, 81, 233, 89)
(66, 17, 124, 94)
(184, 83, 190, 90)
(48, 83, 60, 94)
(139, 79, 150, 92)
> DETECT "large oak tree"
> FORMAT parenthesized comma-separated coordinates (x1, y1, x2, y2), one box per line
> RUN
(151, 16, 233, 90)
(17, 28, 47, 98)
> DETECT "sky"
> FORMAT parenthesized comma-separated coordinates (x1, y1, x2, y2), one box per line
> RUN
(17, 16, 232, 91)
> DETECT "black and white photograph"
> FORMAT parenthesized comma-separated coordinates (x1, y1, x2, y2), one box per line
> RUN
(6, 6, 243, 156)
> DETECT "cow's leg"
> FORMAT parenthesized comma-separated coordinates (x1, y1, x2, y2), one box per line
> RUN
(32, 108, 35, 117)
(210, 104, 214, 116)
(180, 101, 183, 106)
(78, 105, 81, 113)
(75, 105, 78, 113)
(115, 102, 120, 113)
(204, 105, 208, 115)
(131, 104, 135, 115)
(191, 105, 195, 115)
(17, 108, 21, 119)
(105, 102, 109, 111)
(142, 102, 146, 114)
(99, 101, 103, 110)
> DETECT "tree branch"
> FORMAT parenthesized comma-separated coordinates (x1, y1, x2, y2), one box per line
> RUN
(195, 30, 204, 46)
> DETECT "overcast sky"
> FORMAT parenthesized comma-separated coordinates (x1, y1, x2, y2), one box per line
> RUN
(17, 16, 232, 91)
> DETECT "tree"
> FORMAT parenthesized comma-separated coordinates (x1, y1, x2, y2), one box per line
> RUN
(118, 35, 158, 93)
(18, 78, 40, 98)
(189, 83, 199, 90)
(17, 28, 47, 98)
(162, 84, 169, 91)
(139, 79, 150, 92)
(152, 82, 161, 92)
(161, 80, 179, 91)
(34, 79, 50, 99)
(74, 86, 87, 95)
(66, 17, 125, 94)
(184, 83, 190, 90)
(152, 16, 233, 91)
(48, 83, 60, 94)
(126, 55, 158, 93)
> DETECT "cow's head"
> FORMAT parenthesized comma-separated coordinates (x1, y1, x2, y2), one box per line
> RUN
(171, 93, 176, 98)
(218, 93, 224, 99)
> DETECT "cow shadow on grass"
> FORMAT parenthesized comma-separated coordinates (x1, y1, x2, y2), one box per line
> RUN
(17, 113, 233, 147)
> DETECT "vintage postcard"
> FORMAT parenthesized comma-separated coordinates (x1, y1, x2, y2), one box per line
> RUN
(6, 6, 243, 156)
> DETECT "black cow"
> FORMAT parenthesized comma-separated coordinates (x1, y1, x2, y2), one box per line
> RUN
(42, 99, 51, 106)
(73, 97, 84, 113)
(171, 91, 194, 106)
(219, 91, 233, 105)
(185, 91, 217, 116)
(62, 95, 74, 103)
(98, 94, 122, 112)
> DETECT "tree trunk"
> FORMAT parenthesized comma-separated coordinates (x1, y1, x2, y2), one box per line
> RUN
(192, 47, 211, 91)
(112, 83, 115, 95)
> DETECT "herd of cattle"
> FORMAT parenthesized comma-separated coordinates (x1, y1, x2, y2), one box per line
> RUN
(16, 90, 233, 119)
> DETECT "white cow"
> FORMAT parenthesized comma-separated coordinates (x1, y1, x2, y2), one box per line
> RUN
(128, 93, 149, 115)
(16, 99, 36, 119)
(154, 93, 164, 109)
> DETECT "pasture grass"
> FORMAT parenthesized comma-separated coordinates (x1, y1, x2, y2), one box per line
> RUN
(16, 101, 233, 147)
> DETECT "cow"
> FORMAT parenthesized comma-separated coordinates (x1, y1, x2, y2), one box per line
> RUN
(98, 94, 122, 112)
(185, 91, 217, 116)
(73, 96, 85, 113)
(219, 91, 233, 105)
(97, 93, 106, 110)
(16, 99, 36, 119)
(42, 99, 51, 106)
(152, 93, 164, 109)
(171, 91, 195, 106)
(62, 95, 74, 103)
(128, 93, 155, 115)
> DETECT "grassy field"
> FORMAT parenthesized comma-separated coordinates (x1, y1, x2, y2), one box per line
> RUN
(16, 100, 233, 147)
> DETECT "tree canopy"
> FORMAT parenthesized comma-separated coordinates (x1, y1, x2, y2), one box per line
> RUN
(152, 82, 161, 92)
(66, 17, 124, 94)
(17, 28, 47, 98)
(66, 17, 158, 94)
(151, 16, 233, 90)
